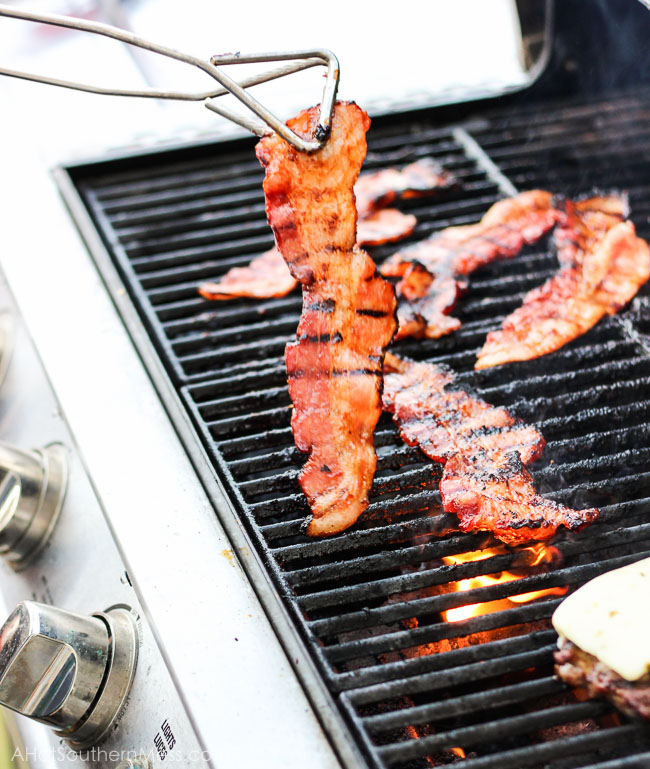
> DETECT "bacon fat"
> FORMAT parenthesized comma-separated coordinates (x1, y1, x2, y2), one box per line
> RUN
(382, 190, 560, 339)
(382, 353, 598, 545)
(257, 102, 397, 537)
(476, 196, 649, 369)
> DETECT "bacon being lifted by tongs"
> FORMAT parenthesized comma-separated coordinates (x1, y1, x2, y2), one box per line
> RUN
(381, 190, 560, 340)
(257, 102, 397, 537)
(476, 194, 650, 369)
(199, 158, 453, 301)
(382, 353, 598, 545)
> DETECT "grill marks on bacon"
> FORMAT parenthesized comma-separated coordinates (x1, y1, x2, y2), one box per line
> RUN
(476, 194, 650, 369)
(198, 158, 452, 301)
(382, 354, 544, 466)
(441, 452, 598, 547)
(257, 102, 397, 537)
(382, 354, 598, 545)
(381, 190, 560, 340)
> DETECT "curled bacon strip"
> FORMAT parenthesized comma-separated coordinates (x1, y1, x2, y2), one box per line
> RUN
(199, 159, 451, 301)
(381, 190, 560, 339)
(476, 196, 649, 369)
(382, 353, 598, 545)
(393, 263, 463, 340)
(257, 102, 397, 537)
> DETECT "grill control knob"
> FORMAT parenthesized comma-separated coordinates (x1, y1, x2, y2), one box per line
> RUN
(0, 601, 138, 748)
(0, 442, 68, 568)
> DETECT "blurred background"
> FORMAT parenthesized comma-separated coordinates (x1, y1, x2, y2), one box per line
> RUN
(0, 0, 531, 160)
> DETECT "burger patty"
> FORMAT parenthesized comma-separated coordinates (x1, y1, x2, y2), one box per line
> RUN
(555, 636, 650, 721)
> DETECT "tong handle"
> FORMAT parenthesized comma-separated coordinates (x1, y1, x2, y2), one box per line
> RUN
(0, 4, 339, 152)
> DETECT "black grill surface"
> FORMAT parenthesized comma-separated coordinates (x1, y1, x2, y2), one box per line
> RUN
(66, 86, 650, 768)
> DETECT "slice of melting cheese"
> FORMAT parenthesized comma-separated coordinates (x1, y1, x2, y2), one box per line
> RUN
(552, 556, 650, 681)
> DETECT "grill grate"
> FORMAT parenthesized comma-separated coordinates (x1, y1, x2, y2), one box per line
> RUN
(64, 86, 650, 769)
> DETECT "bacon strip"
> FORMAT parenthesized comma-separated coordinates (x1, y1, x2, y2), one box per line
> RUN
(198, 248, 296, 300)
(354, 157, 455, 218)
(476, 197, 649, 369)
(199, 159, 451, 301)
(393, 263, 463, 339)
(357, 209, 416, 247)
(382, 353, 598, 545)
(257, 102, 397, 537)
(441, 451, 598, 546)
(383, 354, 545, 465)
(554, 195, 629, 267)
(381, 190, 560, 339)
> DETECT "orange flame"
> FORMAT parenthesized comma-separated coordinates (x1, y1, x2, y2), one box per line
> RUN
(405, 726, 437, 765)
(405, 725, 466, 763)
(442, 543, 566, 623)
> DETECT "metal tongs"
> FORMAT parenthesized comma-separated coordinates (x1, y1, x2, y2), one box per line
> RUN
(0, 4, 339, 152)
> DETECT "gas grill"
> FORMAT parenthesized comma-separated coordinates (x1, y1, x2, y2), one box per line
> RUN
(46, 2, 650, 766)
(58, 84, 650, 765)
(1, 0, 650, 767)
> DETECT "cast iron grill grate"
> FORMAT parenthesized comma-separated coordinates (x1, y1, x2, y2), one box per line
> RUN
(65, 86, 650, 769)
